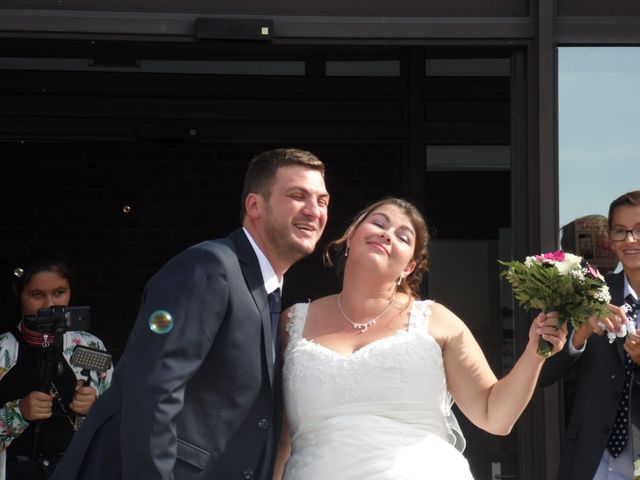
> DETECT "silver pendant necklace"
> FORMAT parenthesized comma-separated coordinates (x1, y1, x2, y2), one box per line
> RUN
(337, 292, 395, 334)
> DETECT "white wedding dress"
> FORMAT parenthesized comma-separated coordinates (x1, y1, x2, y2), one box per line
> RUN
(282, 300, 474, 480)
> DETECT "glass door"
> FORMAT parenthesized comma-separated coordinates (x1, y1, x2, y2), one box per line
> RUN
(424, 55, 517, 479)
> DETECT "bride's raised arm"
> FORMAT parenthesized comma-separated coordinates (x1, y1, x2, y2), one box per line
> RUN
(429, 302, 566, 435)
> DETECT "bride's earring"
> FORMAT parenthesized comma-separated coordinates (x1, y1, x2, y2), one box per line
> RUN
(397, 276, 403, 286)
(344, 243, 350, 257)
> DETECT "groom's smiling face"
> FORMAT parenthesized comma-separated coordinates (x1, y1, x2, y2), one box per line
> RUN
(261, 165, 329, 264)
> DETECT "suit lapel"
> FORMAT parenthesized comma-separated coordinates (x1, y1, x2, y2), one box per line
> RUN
(607, 272, 628, 363)
(230, 229, 275, 386)
(612, 273, 640, 461)
(633, 373, 640, 465)
(609, 272, 625, 365)
(607, 271, 640, 461)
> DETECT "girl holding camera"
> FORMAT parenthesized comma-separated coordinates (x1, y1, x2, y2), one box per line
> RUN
(0, 247, 113, 479)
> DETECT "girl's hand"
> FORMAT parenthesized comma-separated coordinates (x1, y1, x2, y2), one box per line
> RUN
(69, 380, 97, 416)
(20, 391, 53, 421)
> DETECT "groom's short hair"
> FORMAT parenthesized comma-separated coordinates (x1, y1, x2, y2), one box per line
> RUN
(240, 148, 325, 219)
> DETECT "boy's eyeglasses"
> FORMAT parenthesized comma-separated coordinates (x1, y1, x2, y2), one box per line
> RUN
(609, 227, 640, 241)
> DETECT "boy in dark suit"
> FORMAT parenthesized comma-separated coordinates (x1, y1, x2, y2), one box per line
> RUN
(541, 190, 640, 480)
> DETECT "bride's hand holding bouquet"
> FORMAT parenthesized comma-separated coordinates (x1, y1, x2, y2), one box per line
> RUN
(500, 251, 613, 357)
(524, 310, 567, 359)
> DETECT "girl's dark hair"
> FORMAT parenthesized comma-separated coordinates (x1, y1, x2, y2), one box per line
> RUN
(1, 245, 76, 326)
(324, 197, 430, 299)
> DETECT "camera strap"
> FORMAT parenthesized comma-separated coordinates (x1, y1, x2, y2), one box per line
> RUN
(19, 322, 56, 347)
(49, 381, 78, 432)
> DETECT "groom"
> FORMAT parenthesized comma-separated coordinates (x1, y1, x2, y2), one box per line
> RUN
(51, 148, 329, 480)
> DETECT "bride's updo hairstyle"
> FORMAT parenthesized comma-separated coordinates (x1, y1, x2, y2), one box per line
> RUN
(324, 197, 429, 299)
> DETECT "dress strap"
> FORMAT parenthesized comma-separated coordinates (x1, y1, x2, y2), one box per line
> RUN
(407, 301, 466, 452)
(285, 302, 310, 344)
(408, 299, 433, 333)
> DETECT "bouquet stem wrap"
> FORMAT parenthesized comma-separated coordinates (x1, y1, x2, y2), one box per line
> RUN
(499, 251, 611, 358)
(537, 310, 561, 358)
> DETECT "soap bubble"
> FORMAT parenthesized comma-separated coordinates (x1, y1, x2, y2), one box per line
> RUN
(148, 310, 173, 334)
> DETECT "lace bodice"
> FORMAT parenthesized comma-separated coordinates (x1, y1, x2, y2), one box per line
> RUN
(281, 300, 471, 480)
(283, 301, 472, 480)
(284, 300, 447, 427)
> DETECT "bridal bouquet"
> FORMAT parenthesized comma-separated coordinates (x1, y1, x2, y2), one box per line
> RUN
(499, 251, 611, 357)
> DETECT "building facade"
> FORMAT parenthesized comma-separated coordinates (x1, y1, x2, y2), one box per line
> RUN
(1, 1, 638, 478)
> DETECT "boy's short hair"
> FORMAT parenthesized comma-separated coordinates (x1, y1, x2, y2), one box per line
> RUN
(607, 190, 640, 228)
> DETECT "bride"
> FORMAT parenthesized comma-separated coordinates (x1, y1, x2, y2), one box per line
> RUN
(273, 197, 567, 480)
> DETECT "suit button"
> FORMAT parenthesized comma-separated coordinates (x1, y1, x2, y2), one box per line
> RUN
(243, 469, 254, 479)
(257, 418, 270, 430)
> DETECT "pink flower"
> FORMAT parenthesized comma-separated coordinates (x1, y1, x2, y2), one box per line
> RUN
(587, 264, 605, 281)
(532, 250, 565, 264)
(542, 250, 565, 261)
(72, 338, 81, 345)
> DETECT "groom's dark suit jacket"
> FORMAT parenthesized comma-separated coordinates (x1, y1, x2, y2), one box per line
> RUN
(51, 229, 280, 480)
(539, 271, 639, 480)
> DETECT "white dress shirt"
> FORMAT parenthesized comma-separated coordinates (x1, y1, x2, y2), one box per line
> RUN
(242, 227, 283, 296)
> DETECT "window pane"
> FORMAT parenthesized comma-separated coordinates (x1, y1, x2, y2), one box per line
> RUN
(425, 58, 510, 77)
(558, 47, 640, 271)
(325, 60, 400, 77)
(0, 57, 306, 76)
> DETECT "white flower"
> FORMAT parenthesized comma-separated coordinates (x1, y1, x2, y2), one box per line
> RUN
(569, 268, 586, 282)
(626, 319, 637, 335)
(634, 457, 640, 478)
(601, 299, 636, 343)
(593, 285, 612, 303)
(554, 254, 582, 275)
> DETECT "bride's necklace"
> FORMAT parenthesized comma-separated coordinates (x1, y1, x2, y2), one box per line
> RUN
(337, 292, 395, 334)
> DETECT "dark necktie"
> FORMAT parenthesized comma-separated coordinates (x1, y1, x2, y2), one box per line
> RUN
(606, 294, 639, 457)
(268, 288, 281, 358)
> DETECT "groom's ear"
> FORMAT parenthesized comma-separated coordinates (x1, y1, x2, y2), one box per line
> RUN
(245, 193, 263, 219)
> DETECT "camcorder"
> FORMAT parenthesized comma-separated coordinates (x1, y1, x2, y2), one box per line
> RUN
(24, 305, 112, 386)
(24, 305, 112, 456)
(23, 305, 90, 334)
(23, 305, 112, 375)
